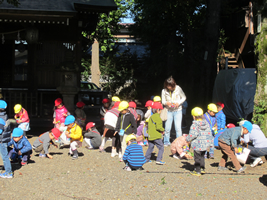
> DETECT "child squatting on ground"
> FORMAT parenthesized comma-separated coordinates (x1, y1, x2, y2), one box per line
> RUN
(122, 134, 146, 171)
(145, 102, 166, 165)
(84, 122, 102, 150)
(171, 134, 193, 160)
(186, 107, 214, 176)
(64, 115, 83, 160)
(8, 128, 32, 166)
(0, 100, 13, 179)
(32, 128, 61, 159)
(217, 121, 252, 173)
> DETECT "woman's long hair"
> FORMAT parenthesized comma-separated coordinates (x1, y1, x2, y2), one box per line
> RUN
(164, 76, 176, 91)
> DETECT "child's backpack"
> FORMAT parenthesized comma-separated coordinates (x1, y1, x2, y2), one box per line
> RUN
(214, 128, 227, 149)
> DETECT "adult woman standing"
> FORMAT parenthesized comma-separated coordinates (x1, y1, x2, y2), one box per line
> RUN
(161, 76, 186, 146)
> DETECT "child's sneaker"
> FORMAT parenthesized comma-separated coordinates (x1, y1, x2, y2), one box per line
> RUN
(118, 150, 122, 158)
(209, 154, 214, 159)
(138, 141, 144, 146)
(145, 160, 152, 164)
(173, 154, 180, 160)
(237, 166, 246, 173)
(39, 154, 46, 158)
(0, 172, 13, 179)
(72, 155, 78, 160)
(250, 157, 262, 168)
(21, 161, 27, 166)
(190, 170, 201, 177)
(156, 161, 166, 165)
(217, 166, 229, 171)
(123, 166, 132, 171)
(201, 168, 205, 174)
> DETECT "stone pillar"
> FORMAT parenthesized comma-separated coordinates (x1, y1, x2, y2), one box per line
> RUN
(57, 72, 79, 114)
(91, 39, 101, 87)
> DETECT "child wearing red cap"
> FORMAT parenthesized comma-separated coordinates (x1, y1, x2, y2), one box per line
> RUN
(128, 101, 138, 120)
(53, 98, 70, 130)
(144, 100, 153, 119)
(84, 122, 102, 149)
(75, 101, 86, 128)
(32, 128, 61, 159)
(216, 102, 226, 130)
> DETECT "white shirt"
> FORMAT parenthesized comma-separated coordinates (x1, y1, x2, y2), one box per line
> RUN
(161, 85, 186, 111)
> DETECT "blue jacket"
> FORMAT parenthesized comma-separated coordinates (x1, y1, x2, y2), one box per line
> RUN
(216, 110, 226, 130)
(0, 112, 11, 143)
(123, 142, 146, 167)
(186, 119, 214, 151)
(218, 127, 242, 148)
(7, 136, 32, 154)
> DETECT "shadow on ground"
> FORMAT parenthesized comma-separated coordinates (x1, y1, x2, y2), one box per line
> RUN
(259, 175, 267, 187)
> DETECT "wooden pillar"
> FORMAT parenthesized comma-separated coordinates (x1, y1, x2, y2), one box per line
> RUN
(91, 39, 100, 87)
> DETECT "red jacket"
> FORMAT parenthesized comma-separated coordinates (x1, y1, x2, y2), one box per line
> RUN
(15, 108, 30, 123)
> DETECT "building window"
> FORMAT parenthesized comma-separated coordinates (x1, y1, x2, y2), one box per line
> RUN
(14, 40, 28, 81)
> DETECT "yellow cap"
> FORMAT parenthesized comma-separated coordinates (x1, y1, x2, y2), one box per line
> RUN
(207, 103, 218, 113)
(191, 107, 203, 116)
(153, 96, 161, 102)
(112, 96, 120, 102)
(118, 101, 129, 111)
(14, 104, 22, 114)
(125, 134, 136, 143)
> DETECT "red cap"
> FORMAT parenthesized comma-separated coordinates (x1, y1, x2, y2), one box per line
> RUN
(51, 128, 61, 140)
(227, 123, 235, 128)
(145, 100, 153, 107)
(152, 102, 163, 110)
(112, 101, 120, 109)
(216, 102, 224, 108)
(129, 101, 136, 108)
(102, 98, 110, 104)
(86, 122, 95, 130)
(55, 98, 62, 106)
(76, 101, 85, 108)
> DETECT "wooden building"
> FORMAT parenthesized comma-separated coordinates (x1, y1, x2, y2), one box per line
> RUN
(0, 0, 116, 118)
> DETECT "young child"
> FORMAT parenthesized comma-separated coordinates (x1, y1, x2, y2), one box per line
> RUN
(217, 121, 252, 173)
(14, 104, 30, 137)
(100, 102, 121, 157)
(64, 115, 83, 160)
(122, 134, 146, 171)
(32, 128, 61, 159)
(100, 98, 110, 133)
(53, 98, 70, 130)
(129, 101, 138, 120)
(136, 109, 144, 127)
(216, 102, 226, 130)
(109, 96, 120, 109)
(136, 120, 148, 146)
(0, 100, 13, 178)
(186, 107, 214, 176)
(171, 134, 192, 160)
(153, 96, 161, 102)
(115, 101, 137, 161)
(84, 122, 102, 149)
(145, 102, 165, 165)
(75, 101, 86, 128)
(203, 103, 218, 159)
(8, 128, 32, 166)
(144, 100, 153, 119)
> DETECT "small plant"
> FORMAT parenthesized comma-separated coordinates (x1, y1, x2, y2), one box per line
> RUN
(160, 177, 167, 185)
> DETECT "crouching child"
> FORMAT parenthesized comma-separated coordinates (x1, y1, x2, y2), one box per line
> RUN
(32, 128, 61, 159)
(8, 128, 32, 166)
(186, 107, 214, 176)
(171, 135, 192, 160)
(123, 134, 146, 171)
(84, 122, 102, 149)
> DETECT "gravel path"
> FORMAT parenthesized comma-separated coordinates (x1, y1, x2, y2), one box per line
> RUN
(0, 135, 267, 199)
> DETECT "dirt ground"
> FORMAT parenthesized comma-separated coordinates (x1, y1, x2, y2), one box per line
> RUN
(0, 133, 267, 200)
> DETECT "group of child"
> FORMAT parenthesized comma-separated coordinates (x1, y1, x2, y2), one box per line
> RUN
(0, 94, 256, 178)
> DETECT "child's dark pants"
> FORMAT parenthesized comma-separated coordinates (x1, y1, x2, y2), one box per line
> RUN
(124, 161, 143, 170)
(194, 150, 206, 173)
(8, 149, 31, 162)
(145, 139, 164, 162)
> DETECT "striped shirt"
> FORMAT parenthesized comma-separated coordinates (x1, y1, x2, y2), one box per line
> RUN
(123, 142, 146, 167)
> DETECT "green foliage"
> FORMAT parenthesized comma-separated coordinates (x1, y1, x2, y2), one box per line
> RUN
(217, 29, 229, 62)
(160, 177, 167, 185)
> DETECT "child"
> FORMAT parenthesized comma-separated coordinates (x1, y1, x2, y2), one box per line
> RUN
(32, 128, 61, 159)
(203, 103, 218, 159)
(100, 102, 121, 157)
(144, 100, 153, 119)
(123, 134, 146, 171)
(75, 101, 86, 128)
(14, 104, 30, 137)
(8, 128, 32, 166)
(145, 102, 165, 165)
(218, 121, 252, 173)
(53, 98, 70, 131)
(136, 120, 148, 146)
(64, 115, 83, 160)
(84, 122, 102, 149)
(153, 96, 161, 102)
(136, 109, 144, 127)
(115, 101, 137, 161)
(129, 101, 138, 120)
(186, 107, 214, 176)
(100, 98, 110, 133)
(109, 96, 120, 109)
(0, 100, 13, 178)
(216, 102, 226, 130)
(171, 134, 192, 160)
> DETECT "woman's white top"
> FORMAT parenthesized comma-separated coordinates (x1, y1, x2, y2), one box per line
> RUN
(161, 85, 186, 111)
